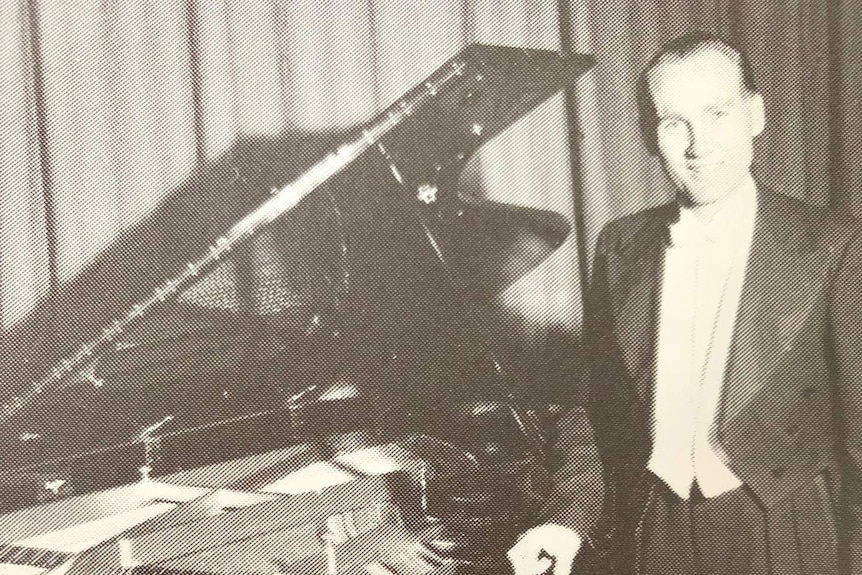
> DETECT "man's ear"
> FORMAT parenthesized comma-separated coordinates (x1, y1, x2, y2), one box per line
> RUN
(749, 92, 765, 137)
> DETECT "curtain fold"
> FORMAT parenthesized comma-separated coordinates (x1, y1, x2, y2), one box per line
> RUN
(736, 1, 833, 207)
(0, 0, 49, 331)
(839, 0, 862, 215)
(32, 1, 196, 288)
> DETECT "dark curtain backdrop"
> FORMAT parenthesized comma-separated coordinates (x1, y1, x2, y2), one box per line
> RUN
(2, 0, 860, 400)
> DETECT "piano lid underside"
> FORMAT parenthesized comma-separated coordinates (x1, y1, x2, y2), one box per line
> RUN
(0, 147, 562, 478)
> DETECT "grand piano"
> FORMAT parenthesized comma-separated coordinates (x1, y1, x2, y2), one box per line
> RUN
(0, 44, 594, 574)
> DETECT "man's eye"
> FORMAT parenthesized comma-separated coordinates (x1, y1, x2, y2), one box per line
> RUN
(710, 109, 730, 118)
(658, 119, 684, 131)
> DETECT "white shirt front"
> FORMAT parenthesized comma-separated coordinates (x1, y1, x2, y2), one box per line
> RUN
(647, 178, 758, 499)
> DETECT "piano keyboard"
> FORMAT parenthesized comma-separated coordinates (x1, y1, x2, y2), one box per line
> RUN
(0, 441, 456, 574)
(0, 481, 212, 575)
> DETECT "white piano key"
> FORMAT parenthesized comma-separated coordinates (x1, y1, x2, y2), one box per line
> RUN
(258, 461, 357, 495)
(0, 564, 45, 575)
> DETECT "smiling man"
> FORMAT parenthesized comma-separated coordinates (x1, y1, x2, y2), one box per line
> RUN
(509, 33, 862, 575)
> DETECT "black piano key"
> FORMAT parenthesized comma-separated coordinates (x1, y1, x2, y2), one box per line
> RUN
(6, 545, 29, 563)
(28, 547, 49, 565)
(40, 549, 74, 569)
(0, 545, 71, 568)
(13, 546, 39, 565)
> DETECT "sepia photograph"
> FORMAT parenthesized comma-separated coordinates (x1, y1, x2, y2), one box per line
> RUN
(0, 1, 860, 574)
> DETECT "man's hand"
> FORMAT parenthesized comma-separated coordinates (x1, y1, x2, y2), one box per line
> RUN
(507, 523, 582, 575)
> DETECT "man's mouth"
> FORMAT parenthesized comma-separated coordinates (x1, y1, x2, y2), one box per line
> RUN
(685, 162, 722, 177)
(685, 161, 722, 175)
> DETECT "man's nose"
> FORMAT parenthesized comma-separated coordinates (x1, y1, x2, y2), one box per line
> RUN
(684, 122, 714, 158)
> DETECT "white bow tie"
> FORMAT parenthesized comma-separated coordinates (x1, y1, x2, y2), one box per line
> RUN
(668, 210, 737, 247)
(668, 211, 708, 247)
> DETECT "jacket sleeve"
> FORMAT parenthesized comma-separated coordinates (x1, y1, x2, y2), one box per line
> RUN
(830, 227, 862, 574)
(538, 229, 614, 543)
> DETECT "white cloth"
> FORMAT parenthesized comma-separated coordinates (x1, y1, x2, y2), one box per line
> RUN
(647, 179, 758, 499)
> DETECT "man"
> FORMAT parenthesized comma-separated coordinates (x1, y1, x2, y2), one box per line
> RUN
(509, 33, 862, 575)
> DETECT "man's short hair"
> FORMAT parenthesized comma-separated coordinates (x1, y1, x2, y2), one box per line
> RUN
(636, 32, 758, 155)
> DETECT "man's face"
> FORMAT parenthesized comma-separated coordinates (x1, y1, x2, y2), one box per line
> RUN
(647, 48, 764, 207)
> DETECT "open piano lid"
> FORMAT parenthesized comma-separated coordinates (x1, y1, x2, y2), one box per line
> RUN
(0, 44, 595, 509)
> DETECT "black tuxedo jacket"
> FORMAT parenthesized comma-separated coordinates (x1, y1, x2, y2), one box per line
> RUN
(542, 190, 862, 574)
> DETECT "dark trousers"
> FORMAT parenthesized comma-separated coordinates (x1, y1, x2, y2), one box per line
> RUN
(598, 473, 770, 575)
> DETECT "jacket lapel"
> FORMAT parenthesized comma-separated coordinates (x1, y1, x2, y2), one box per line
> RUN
(720, 191, 825, 428)
(607, 206, 673, 405)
